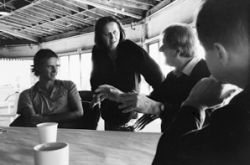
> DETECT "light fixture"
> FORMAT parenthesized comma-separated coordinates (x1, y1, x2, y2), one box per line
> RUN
(0, 0, 10, 16)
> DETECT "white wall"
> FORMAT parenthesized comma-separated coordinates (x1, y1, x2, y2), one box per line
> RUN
(0, 44, 39, 58)
(146, 0, 204, 39)
(0, 23, 144, 58)
(0, 0, 204, 58)
(41, 23, 144, 55)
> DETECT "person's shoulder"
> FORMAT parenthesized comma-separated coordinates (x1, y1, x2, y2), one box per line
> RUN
(92, 45, 99, 53)
(56, 80, 75, 87)
(120, 39, 138, 47)
(92, 45, 98, 54)
(192, 59, 210, 76)
(197, 59, 207, 67)
(123, 39, 135, 44)
(92, 45, 107, 60)
(119, 40, 146, 58)
(166, 70, 176, 78)
(19, 86, 34, 98)
(195, 59, 207, 68)
(20, 88, 30, 95)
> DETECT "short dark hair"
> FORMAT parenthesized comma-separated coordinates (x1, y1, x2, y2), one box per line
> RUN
(163, 24, 197, 57)
(196, 0, 249, 50)
(32, 49, 58, 76)
(94, 16, 125, 49)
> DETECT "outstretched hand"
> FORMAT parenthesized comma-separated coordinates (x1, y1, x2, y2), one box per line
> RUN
(93, 84, 124, 103)
(118, 93, 162, 115)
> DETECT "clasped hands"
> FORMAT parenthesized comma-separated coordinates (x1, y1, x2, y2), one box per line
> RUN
(92, 77, 236, 114)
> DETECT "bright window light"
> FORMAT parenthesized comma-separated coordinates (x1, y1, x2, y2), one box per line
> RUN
(80, 53, 92, 90)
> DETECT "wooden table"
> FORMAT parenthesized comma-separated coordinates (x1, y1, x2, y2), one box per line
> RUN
(0, 127, 161, 165)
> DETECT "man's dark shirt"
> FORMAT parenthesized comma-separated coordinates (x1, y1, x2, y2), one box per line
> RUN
(91, 39, 164, 126)
(152, 87, 250, 165)
(150, 59, 210, 131)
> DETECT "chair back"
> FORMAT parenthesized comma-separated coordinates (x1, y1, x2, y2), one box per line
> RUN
(79, 90, 100, 130)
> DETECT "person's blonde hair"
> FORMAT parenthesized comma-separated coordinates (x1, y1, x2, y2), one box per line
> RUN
(163, 24, 198, 57)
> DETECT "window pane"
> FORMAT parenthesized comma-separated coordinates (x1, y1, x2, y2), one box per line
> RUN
(149, 42, 173, 77)
(69, 55, 81, 90)
(0, 59, 34, 92)
(0, 59, 35, 112)
(58, 56, 69, 80)
(140, 43, 161, 95)
(80, 53, 92, 90)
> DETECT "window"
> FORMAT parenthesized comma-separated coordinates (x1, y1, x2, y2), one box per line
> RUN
(0, 59, 34, 92)
(80, 53, 92, 90)
(0, 59, 35, 108)
(139, 41, 174, 95)
(69, 55, 81, 89)
(57, 52, 92, 91)
(58, 56, 69, 81)
(149, 42, 174, 77)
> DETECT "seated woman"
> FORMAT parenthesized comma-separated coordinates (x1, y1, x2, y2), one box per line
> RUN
(11, 49, 83, 128)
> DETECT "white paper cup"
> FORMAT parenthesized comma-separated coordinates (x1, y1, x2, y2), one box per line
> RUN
(34, 142, 69, 165)
(36, 122, 58, 144)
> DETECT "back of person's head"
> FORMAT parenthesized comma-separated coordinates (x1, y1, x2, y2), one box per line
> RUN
(32, 49, 58, 76)
(94, 16, 125, 49)
(196, 0, 249, 51)
(162, 24, 198, 58)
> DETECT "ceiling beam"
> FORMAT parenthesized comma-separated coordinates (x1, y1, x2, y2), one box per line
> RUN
(0, 24, 38, 42)
(96, 0, 150, 10)
(71, 0, 142, 19)
(147, 0, 172, 16)
(123, 0, 155, 7)
(96, 0, 155, 7)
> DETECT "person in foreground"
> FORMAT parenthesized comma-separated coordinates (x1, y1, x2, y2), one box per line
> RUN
(152, 0, 250, 164)
(15, 49, 83, 128)
(91, 16, 163, 131)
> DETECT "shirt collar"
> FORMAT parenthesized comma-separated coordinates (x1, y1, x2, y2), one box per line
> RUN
(34, 80, 58, 94)
(182, 57, 201, 76)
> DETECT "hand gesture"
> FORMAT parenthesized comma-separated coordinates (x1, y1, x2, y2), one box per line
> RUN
(119, 93, 162, 115)
(93, 84, 124, 103)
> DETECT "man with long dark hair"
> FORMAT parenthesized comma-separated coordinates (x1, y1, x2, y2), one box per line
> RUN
(91, 16, 163, 131)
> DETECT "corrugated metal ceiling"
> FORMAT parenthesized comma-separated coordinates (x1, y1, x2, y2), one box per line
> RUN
(0, 0, 173, 46)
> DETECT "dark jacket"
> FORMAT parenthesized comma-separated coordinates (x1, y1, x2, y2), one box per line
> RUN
(91, 39, 163, 125)
(150, 59, 210, 131)
(152, 88, 250, 165)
